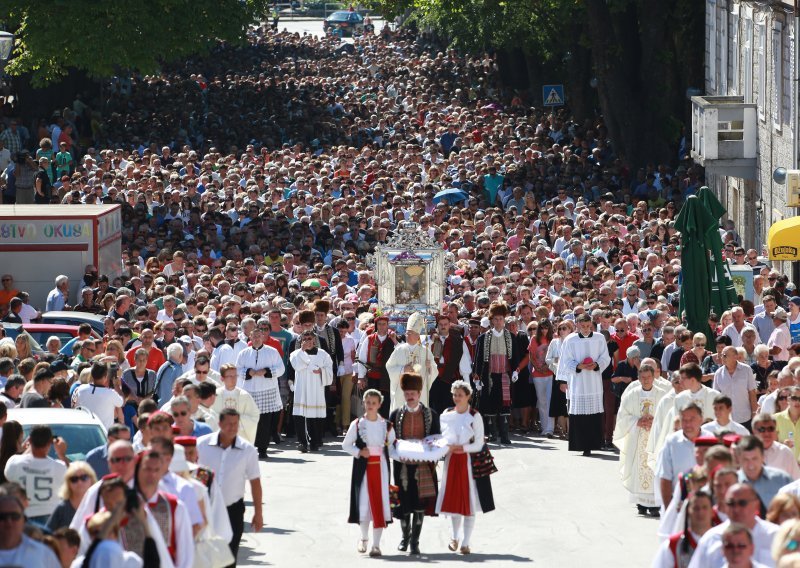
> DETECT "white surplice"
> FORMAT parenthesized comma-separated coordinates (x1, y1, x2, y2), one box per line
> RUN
(290, 349, 333, 418)
(613, 381, 669, 506)
(555, 331, 611, 415)
(385, 339, 436, 412)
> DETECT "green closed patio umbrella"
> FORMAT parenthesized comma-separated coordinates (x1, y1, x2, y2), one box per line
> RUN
(696, 186, 738, 318)
(675, 195, 716, 342)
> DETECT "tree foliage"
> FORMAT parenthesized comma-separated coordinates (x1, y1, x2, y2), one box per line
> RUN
(0, 0, 267, 86)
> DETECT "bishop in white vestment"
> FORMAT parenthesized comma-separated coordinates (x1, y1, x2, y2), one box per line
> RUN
(613, 365, 669, 510)
(386, 313, 436, 413)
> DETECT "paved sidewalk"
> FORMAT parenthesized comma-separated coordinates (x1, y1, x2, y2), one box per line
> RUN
(236, 432, 659, 566)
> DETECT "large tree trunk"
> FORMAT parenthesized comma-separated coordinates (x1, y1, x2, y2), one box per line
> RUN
(584, 0, 674, 168)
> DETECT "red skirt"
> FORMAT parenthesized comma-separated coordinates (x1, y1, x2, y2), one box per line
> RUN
(440, 453, 471, 516)
(366, 455, 387, 528)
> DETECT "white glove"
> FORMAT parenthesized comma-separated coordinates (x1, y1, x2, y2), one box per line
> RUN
(474, 380, 483, 392)
(288, 380, 295, 393)
(337, 364, 345, 376)
(511, 371, 519, 383)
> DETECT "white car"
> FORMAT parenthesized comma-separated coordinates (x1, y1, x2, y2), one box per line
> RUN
(7, 407, 108, 462)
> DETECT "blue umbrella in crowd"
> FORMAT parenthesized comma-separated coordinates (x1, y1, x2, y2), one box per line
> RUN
(432, 188, 468, 205)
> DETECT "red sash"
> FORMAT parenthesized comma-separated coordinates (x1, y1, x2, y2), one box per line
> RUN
(366, 455, 387, 528)
(441, 452, 471, 516)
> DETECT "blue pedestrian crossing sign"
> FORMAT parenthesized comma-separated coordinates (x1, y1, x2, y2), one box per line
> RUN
(542, 84, 565, 106)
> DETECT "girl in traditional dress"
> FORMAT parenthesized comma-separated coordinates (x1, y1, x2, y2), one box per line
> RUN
(343, 389, 397, 557)
(436, 380, 495, 555)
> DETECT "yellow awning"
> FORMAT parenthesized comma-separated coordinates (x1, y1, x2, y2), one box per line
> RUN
(768, 217, 800, 260)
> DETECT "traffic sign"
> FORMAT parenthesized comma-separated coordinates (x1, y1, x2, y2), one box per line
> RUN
(542, 84, 565, 106)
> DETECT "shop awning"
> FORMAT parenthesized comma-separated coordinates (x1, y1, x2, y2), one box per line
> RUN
(768, 217, 800, 260)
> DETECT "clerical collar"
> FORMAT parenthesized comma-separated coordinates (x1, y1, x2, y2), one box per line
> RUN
(492, 329, 504, 337)
(578, 332, 593, 338)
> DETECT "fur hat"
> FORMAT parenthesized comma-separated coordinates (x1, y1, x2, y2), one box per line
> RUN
(400, 372, 423, 392)
(406, 312, 426, 336)
(313, 299, 331, 314)
(298, 310, 315, 325)
(374, 315, 389, 323)
(488, 302, 509, 319)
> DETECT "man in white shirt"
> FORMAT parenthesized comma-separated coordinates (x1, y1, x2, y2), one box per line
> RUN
(688, 483, 778, 567)
(655, 402, 703, 509)
(721, 307, 758, 348)
(712, 347, 758, 431)
(0, 492, 61, 568)
(208, 328, 235, 373)
(73, 361, 124, 431)
(701, 395, 750, 437)
(3, 425, 68, 524)
(753, 413, 800, 479)
(197, 408, 263, 562)
(767, 307, 792, 363)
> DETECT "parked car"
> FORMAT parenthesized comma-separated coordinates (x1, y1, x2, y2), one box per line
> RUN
(4, 323, 102, 349)
(41, 311, 106, 336)
(7, 408, 108, 462)
(1, 323, 47, 354)
(323, 10, 365, 37)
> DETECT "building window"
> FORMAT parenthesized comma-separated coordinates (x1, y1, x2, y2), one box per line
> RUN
(709, 0, 717, 91)
(773, 22, 783, 131)
(729, 11, 739, 95)
(757, 22, 766, 121)
(743, 18, 753, 103)
(720, 6, 728, 94)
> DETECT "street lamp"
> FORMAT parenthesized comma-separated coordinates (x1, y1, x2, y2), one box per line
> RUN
(0, 31, 13, 63)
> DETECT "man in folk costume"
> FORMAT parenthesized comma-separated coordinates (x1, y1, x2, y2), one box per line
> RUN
(386, 312, 436, 413)
(356, 315, 397, 418)
(472, 303, 529, 445)
(612, 362, 669, 515)
(429, 313, 473, 415)
(464, 318, 482, 360)
(290, 329, 334, 452)
(556, 313, 612, 456)
(314, 299, 345, 436)
(389, 372, 440, 556)
(235, 326, 286, 459)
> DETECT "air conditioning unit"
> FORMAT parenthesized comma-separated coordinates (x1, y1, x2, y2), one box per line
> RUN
(788, 170, 800, 207)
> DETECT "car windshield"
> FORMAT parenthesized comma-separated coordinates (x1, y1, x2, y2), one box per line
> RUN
(27, 331, 74, 346)
(329, 12, 352, 21)
(21, 423, 107, 462)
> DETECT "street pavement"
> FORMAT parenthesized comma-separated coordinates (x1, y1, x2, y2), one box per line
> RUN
(236, 431, 660, 567)
(278, 17, 385, 38)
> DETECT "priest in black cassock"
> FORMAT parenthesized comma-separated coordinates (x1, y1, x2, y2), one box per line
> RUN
(556, 313, 611, 456)
(314, 299, 344, 436)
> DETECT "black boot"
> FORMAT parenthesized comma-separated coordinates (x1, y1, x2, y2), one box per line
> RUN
(498, 415, 512, 445)
(397, 516, 411, 552)
(409, 513, 423, 555)
(485, 415, 497, 442)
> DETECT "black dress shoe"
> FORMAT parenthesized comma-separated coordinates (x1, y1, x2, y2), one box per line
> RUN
(582, 450, 591, 456)
(500, 438, 512, 445)
(310, 445, 320, 452)
(636, 505, 648, 516)
(258, 451, 268, 460)
(648, 508, 661, 518)
(298, 444, 309, 453)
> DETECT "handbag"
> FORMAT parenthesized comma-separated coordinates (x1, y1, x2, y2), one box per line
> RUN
(195, 533, 235, 568)
(470, 444, 498, 478)
(351, 383, 364, 419)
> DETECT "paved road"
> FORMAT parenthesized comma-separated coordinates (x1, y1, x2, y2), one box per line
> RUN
(278, 17, 386, 38)
(235, 431, 659, 567)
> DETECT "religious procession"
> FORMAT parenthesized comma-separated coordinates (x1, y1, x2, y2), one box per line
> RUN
(2, 7, 800, 568)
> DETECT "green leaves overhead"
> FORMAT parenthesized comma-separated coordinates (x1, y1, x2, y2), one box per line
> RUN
(0, 0, 266, 85)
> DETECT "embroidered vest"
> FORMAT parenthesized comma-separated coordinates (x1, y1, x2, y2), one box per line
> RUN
(149, 492, 178, 562)
(432, 333, 463, 384)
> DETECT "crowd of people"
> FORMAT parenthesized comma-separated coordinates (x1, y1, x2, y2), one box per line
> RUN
(0, 16, 797, 568)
